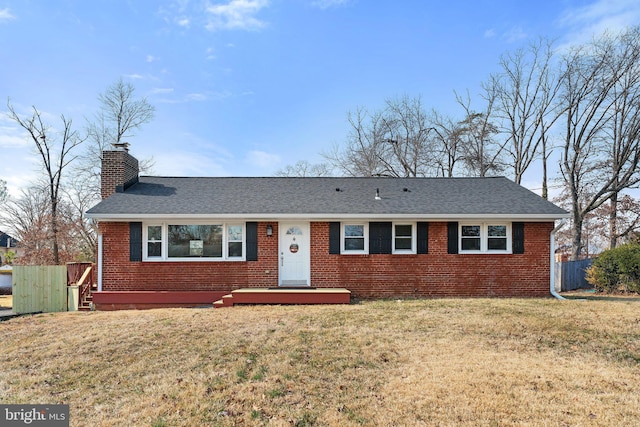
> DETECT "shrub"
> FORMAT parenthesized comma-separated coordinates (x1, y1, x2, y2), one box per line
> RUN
(586, 244, 640, 293)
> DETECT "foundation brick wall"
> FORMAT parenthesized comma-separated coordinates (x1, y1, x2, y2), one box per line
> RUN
(100, 221, 554, 298)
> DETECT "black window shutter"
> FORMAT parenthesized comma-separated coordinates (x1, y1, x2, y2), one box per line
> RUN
(329, 222, 340, 254)
(512, 222, 525, 254)
(130, 222, 142, 262)
(369, 222, 392, 254)
(246, 222, 258, 261)
(417, 222, 429, 254)
(447, 222, 459, 254)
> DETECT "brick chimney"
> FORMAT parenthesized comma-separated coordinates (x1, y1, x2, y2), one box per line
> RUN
(101, 143, 140, 199)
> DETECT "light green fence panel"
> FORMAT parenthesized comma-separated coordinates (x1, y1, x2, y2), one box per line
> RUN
(12, 266, 68, 314)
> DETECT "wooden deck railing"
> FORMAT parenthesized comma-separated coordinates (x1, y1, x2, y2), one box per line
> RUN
(77, 266, 93, 308)
(67, 262, 95, 309)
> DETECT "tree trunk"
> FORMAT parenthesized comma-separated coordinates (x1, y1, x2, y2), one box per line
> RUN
(51, 198, 60, 265)
(541, 134, 548, 200)
(571, 216, 583, 260)
(570, 191, 584, 260)
(609, 192, 618, 249)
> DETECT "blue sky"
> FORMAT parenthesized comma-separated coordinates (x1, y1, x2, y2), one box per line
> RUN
(1, 0, 640, 197)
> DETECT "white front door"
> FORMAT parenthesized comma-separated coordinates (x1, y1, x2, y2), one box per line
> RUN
(279, 223, 310, 286)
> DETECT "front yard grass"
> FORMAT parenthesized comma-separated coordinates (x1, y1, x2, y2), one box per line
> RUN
(1, 298, 639, 426)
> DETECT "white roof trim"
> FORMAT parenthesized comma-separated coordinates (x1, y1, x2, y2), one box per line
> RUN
(87, 212, 569, 221)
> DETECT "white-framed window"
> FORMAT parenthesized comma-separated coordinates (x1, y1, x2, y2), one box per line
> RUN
(342, 223, 368, 254)
(459, 223, 511, 254)
(393, 223, 416, 254)
(143, 222, 245, 261)
(227, 224, 244, 258)
(146, 224, 163, 258)
(487, 225, 508, 251)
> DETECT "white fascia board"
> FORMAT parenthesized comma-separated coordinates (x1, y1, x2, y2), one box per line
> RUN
(86, 212, 569, 222)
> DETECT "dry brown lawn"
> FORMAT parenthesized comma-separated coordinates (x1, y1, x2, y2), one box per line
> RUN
(1, 298, 639, 426)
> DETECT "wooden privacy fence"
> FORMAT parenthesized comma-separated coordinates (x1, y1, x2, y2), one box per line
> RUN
(555, 258, 593, 292)
(12, 265, 68, 314)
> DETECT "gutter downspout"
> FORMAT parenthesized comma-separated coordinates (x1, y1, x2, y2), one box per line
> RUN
(550, 219, 567, 300)
(97, 233, 103, 292)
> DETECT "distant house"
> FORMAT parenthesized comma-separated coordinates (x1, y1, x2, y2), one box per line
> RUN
(85, 148, 568, 310)
(0, 231, 18, 266)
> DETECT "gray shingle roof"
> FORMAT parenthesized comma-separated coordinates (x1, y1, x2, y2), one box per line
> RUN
(86, 176, 568, 220)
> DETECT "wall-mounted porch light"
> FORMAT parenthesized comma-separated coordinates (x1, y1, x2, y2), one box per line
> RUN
(266, 224, 273, 237)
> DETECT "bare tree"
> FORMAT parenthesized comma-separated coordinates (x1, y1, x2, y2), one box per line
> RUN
(78, 78, 156, 198)
(275, 160, 333, 177)
(324, 107, 385, 176)
(558, 27, 640, 259)
(324, 96, 437, 177)
(430, 111, 464, 177)
(0, 186, 83, 265)
(64, 175, 100, 260)
(0, 179, 6, 203)
(601, 28, 640, 248)
(7, 101, 84, 264)
(455, 90, 505, 176)
(490, 38, 564, 187)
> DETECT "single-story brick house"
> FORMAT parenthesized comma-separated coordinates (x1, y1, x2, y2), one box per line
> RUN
(86, 148, 568, 309)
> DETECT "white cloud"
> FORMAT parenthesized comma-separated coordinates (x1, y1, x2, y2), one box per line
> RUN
(245, 150, 281, 169)
(204, 0, 269, 31)
(558, 0, 640, 46)
(146, 54, 158, 63)
(0, 8, 15, 22)
(0, 115, 31, 148)
(124, 73, 145, 80)
(484, 28, 496, 38)
(149, 87, 174, 95)
(177, 17, 190, 27)
(504, 26, 527, 43)
(311, 0, 350, 10)
(0, 127, 28, 148)
(186, 93, 208, 101)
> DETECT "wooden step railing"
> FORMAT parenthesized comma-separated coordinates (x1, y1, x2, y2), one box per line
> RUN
(76, 266, 93, 310)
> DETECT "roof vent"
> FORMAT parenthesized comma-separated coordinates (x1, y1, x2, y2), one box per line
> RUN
(335, 188, 342, 192)
(403, 188, 410, 192)
(375, 188, 382, 201)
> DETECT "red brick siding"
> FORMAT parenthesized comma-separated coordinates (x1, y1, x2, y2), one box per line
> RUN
(100, 221, 553, 298)
(100, 222, 279, 291)
(310, 222, 552, 298)
(101, 151, 139, 199)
